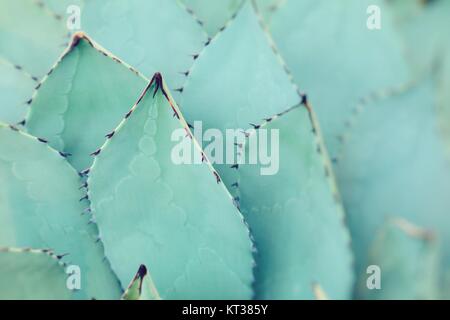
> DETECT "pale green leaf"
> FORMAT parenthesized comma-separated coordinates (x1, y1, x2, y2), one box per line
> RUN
(0, 124, 121, 299)
(26, 34, 148, 172)
(0, 247, 72, 300)
(359, 219, 440, 300)
(88, 74, 254, 299)
(237, 107, 354, 299)
(82, 0, 207, 91)
(122, 265, 161, 300)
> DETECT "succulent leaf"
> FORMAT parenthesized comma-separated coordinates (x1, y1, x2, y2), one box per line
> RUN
(122, 265, 161, 300)
(0, 59, 36, 123)
(0, 123, 121, 299)
(179, 1, 300, 191)
(259, 0, 410, 158)
(237, 107, 354, 299)
(387, 0, 450, 75)
(359, 219, 440, 300)
(87, 74, 255, 299)
(0, 247, 72, 300)
(180, 0, 244, 36)
(0, 0, 68, 78)
(335, 76, 450, 291)
(25, 33, 148, 172)
(82, 0, 207, 92)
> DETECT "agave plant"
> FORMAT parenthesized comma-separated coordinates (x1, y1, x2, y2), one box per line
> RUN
(0, 0, 448, 300)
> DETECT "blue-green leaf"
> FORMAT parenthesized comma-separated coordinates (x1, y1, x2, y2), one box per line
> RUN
(260, 0, 410, 158)
(82, 0, 207, 91)
(0, 123, 121, 299)
(26, 33, 147, 172)
(87, 74, 254, 299)
(237, 107, 354, 299)
(335, 76, 450, 287)
(0, 247, 72, 300)
(359, 219, 440, 300)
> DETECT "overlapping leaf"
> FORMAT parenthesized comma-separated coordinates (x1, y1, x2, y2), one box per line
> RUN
(0, 248, 72, 300)
(359, 219, 440, 300)
(259, 0, 410, 158)
(26, 34, 147, 172)
(180, 0, 244, 36)
(0, 0, 69, 123)
(82, 0, 207, 91)
(180, 2, 353, 299)
(237, 107, 353, 299)
(0, 123, 121, 299)
(87, 74, 254, 299)
(335, 76, 450, 294)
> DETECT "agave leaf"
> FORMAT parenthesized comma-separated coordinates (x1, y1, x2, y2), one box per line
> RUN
(0, 247, 72, 300)
(0, 59, 36, 123)
(87, 74, 254, 299)
(179, 2, 353, 299)
(237, 107, 354, 299)
(26, 33, 148, 172)
(179, 1, 300, 191)
(0, 123, 121, 299)
(0, 0, 68, 78)
(387, 0, 450, 75)
(82, 0, 207, 91)
(359, 219, 440, 300)
(122, 265, 161, 300)
(258, 0, 410, 158)
(181, 0, 244, 36)
(335, 76, 450, 286)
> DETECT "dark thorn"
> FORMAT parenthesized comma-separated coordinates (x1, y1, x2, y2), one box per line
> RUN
(31, 76, 39, 82)
(35, 83, 41, 90)
(201, 152, 206, 162)
(301, 94, 308, 105)
(153, 72, 163, 98)
(26, 99, 33, 105)
(37, 137, 47, 143)
(105, 131, 115, 139)
(214, 172, 221, 184)
(56, 253, 69, 260)
(205, 38, 212, 46)
(231, 182, 239, 188)
(192, 54, 199, 60)
(231, 164, 239, 170)
(187, 122, 194, 129)
(79, 195, 89, 202)
(250, 123, 261, 129)
(90, 149, 101, 157)
(137, 264, 147, 278)
(180, 71, 190, 77)
(79, 182, 88, 190)
(174, 87, 184, 93)
(81, 208, 91, 215)
(17, 119, 26, 126)
(59, 151, 72, 158)
(125, 109, 133, 119)
(264, 117, 273, 122)
(9, 125, 19, 131)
